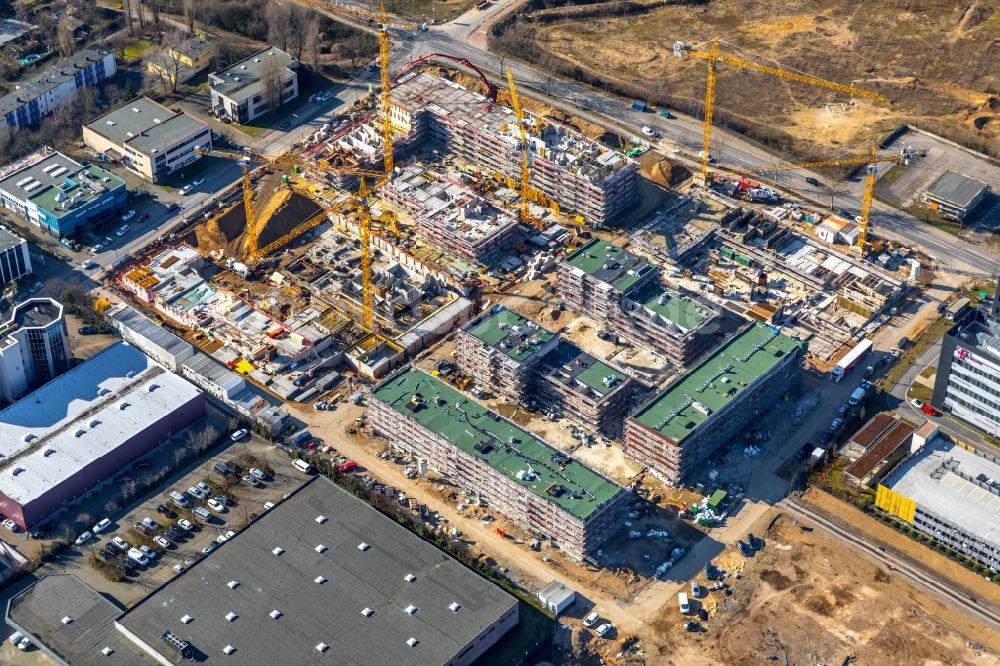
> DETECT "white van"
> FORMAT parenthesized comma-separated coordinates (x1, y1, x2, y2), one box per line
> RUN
(292, 459, 313, 474)
(169, 490, 190, 508)
(678, 592, 690, 614)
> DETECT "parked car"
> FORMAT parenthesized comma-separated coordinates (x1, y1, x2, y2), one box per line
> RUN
(133, 522, 151, 536)
(829, 418, 843, 431)
(215, 495, 233, 507)
(805, 176, 820, 186)
(153, 535, 173, 549)
(15, 635, 31, 651)
(192, 178, 205, 187)
(28, 281, 43, 294)
(837, 404, 849, 417)
(188, 485, 209, 500)
(142, 517, 159, 531)
(2, 518, 20, 532)
(909, 398, 924, 410)
(230, 429, 249, 442)
(250, 467, 267, 480)
(139, 544, 158, 560)
(243, 474, 262, 487)
(173, 563, 187, 574)
(337, 460, 358, 473)
(583, 611, 599, 627)
(112, 536, 131, 551)
(922, 404, 941, 416)
(207, 498, 226, 512)
(595, 623, 612, 637)
(201, 542, 216, 555)
(74, 530, 93, 545)
(179, 185, 193, 195)
(177, 519, 194, 531)
(216, 533, 230, 543)
(121, 209, 135, 221)
(165, 527, 185, 541)
(691, 581, 702, 598)
(127, 547, 149, 566)
(156, 504, 176, 518)
(78, 326, 100, 335)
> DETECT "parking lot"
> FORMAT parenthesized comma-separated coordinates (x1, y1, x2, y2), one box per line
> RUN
(45, 432, 310, 607)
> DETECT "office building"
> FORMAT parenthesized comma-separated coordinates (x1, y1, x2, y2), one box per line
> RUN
(876, 431, 999, 573)
(209, 47, 299, 124)
(83, 97, 211, 182)
(391, 73, 638, 226)
(116, 477, 519, 666)
(0, 298, 70, 403)
(0, 342, 205, 529)
(0, 47, 116, 129)
(146, 34, 218, 88)
(624, 323, 805, 485)
(368, 367, 631, 561)
(0, 147, 126, 238)
(932, 282, 1000, 436)
(0, 225, 32, 285)
(557, 239, 722, 367)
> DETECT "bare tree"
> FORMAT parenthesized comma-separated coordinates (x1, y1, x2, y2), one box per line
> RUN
(260, 55, 285, 113)
(183, 0, 195, 33)
(288, 6, 310, 60)
(122, 479, 137, 500)
(174, 445, 186, 467)
(135, 0, 146, 29)
(150, 0, 161, 25)
(305, 17, 322, 71)
(187, 424, 219, 452)
(341, 33, 374, 70)
(150, 32, 187, 95)
(57, 15, 77, 57)
(121, 0, 135, 35)
(265, 2, 293, 52)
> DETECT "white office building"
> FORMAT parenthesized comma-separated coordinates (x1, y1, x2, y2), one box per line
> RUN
(0, 298, 71, 403)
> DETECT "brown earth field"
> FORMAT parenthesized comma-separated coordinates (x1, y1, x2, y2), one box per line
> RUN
(490, 0, 1000, 162)
(657, 512, 1000, 666)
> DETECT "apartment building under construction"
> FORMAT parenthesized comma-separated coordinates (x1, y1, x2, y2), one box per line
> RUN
(380, 164, 518, 264)
(368, 367, 631, 561)
(454, 306, 558, 403)
(557, 239, 723, 368)
(624, 322, 805, 485)
(390, 73, 638, 226)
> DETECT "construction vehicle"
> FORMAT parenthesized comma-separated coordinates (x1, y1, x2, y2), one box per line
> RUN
(672, 39, 887, 186)
(728, 145, 913, 251)
(504, 70, 545, 230)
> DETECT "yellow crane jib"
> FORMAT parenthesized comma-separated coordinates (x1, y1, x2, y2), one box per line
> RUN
(672, 39, 888, 186)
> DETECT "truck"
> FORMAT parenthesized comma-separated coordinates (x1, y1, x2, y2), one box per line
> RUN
(631, 100, 648, 112)
(848, 386, 866, 406)
(832, 339, 873, 382)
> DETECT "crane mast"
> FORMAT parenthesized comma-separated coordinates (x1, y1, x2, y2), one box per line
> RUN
(379, 1, 393, 176)
(505, 69, 533, 225)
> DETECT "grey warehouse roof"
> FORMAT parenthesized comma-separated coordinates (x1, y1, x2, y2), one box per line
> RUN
(117, 476, 518, 665)
(6, 574, 156, 665)
(85, 97, 208, 156)
(0, 47, 113, 118)
(924, 170, 990, 208)
(111, 304, 196, 360)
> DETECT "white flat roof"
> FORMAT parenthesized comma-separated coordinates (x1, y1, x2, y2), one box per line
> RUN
(884, 440, 1000, 549)
(0, 342, 203, 505)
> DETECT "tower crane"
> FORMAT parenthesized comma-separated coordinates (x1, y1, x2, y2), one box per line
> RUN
(504, 69, 543, 229)
(378, 1, 394, 176)
(728, 145, 913, 252)
(672, 39, 888, 186)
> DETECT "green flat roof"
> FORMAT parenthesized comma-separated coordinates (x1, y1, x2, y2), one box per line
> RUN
(372, 367, 623, 519)
(626, 280, 715, 333)
(29, 165, 125, 219)
(562, 238, 655, 293)
(631, 323, 805, 444)
(540, 341, 626, 398)
(467, 307, 555, 363)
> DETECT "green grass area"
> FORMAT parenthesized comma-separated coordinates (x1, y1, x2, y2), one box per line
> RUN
(877, 163, 908, 187)
(230, 123, 268, 138)
(477, 602, 557, 666)
(880, 317, 953, 391)
(122, 39, 154, 60)
(967, 282, 996, 306)
(907, 383, 932, 403)
(917, 367, 935, 380)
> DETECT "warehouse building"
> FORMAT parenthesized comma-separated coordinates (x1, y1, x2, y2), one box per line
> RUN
(6, 574, 156, 665)
(843, 416, 919, 487)
(115, 477, 519, 666)
(210, 47, 299, 124)
(83, 97, 211, 182)
(0, 342, 205, 529)
(624, 323, 805, 485)
(534, 340, 638, 438)
(0, 298, 70, 403)
(0, 47, 116, 129)
(876, 433, 999, 573)
(453, 306, 558, 402)
(0, 147, 126, 238)
(368, 367, 631, 561)
(920, 171, 990, 222)
(557, 239, 723, 367)
(932, 282, 1000, 437)
(391, 73, 638, 226)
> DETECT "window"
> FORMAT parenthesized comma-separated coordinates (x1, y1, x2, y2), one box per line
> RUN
(252, 95, 262, 104)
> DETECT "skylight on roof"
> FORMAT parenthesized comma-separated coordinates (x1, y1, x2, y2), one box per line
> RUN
(315, 515, 327, 524)
(225, 612, 238, 622)
(315, 544, 327, 553)
(223, 645, 236, 655)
